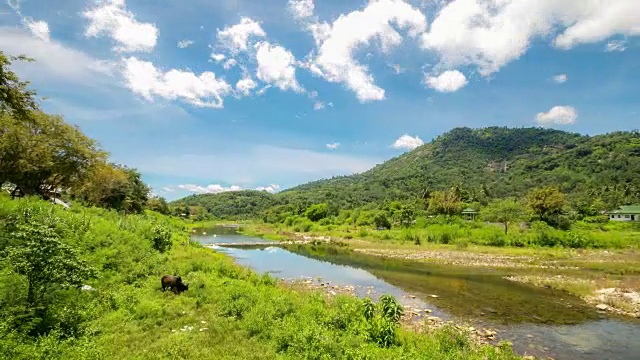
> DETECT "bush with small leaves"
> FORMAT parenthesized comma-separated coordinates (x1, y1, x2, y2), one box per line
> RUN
(150, 225, 172, 253)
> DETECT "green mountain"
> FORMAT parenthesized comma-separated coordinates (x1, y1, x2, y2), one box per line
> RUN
(172, 127, 640, 218)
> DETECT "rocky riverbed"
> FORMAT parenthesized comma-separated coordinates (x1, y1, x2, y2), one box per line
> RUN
(281, 276, 508, 348)
(352, 248, 579, 270)
(504, 275, 640, 318)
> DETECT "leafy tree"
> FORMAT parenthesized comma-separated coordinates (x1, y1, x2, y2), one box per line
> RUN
(526, 187, 567, 221)
(121, 166, 150, 214)
(373, 212, 391, 229)
(75, 163, 149, 214)
(0, 111, 105, 197)
(398, 205, 416, 227)
(427, 189, 463, 216)
(75, 162, 129, 209)
(305, 203, 328, 222)
(147, 196, 170, 215)
(0, 51, 40, 121)
(481, 198, 525, 235)
(6, 221, 95, 332)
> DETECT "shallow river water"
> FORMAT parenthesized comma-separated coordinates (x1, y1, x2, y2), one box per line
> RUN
(193, 229, 640, 360)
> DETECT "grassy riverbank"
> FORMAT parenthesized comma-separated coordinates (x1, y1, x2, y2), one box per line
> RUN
(0, 196, 522, 359)
(230, 221, 640, 318)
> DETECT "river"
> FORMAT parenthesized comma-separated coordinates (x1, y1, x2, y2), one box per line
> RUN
(193, 228, 640, 360)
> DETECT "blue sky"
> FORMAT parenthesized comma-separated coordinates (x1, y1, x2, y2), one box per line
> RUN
(1, 0, 638, 201)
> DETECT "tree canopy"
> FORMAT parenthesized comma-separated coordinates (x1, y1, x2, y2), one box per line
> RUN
(0, 51, 40, 121)
(0, 111, 106, 197)
(481, 198, 526, 235)
(0, 50, 155, 214)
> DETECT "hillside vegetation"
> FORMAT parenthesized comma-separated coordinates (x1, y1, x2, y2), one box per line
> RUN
(173, 127, 640, 219)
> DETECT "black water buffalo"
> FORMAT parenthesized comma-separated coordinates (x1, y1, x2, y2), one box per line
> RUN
(161, 275, 189, 294)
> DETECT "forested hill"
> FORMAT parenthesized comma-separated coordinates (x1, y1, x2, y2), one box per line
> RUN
(172, 127, 640, 218)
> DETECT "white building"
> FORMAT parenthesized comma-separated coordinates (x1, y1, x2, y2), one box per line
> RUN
(608, 206, 640, 222)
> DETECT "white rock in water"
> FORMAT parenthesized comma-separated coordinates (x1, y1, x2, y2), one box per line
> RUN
(622, 292, 640, 304)
(596, 304, 609, 310)
(597, 288, 617, 295)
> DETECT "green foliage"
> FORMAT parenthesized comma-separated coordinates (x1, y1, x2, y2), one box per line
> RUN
(0, 111, 106, 197)
(4, 219, 95, 336)
(361, 295, 404, 348)
(305, 203, 329, 222)
(0, 51, 40, 121)
(373, 212, 391, 229)
(173, 190, 278, 219)
(150, 225, 172, 253)
(525, 187, 567, 222)
(0, 56, 154, 215)
(146, 196, 170, 215)
(428, 188, 464, 216)
(75, 163, 150, 214)
(481, 198, 526, 234)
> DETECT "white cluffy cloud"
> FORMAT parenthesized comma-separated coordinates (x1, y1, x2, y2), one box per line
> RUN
(217, 17, 266, 53)
(23, 19, 50, 41)
(326, 142, 340, 150)
(122, 57, 232, 108)
(211, 53, 226, 62)
(178, 184, 242, 194)
(176, 183, 280, 194)
(606, 40, 627, 52)
(83, 0, 158, 53)
(536, 105, 578, 125)
(304, 0, 427, 102)
(424, 70, 467, 92)
(177, 39, 194, 48)
(392, 134, 424, 150)
(422, 0, 640, 76)
(552, 74, 568, 84)
(255, 41, 303, 92)
(7, 0, 50, 41)
(235, 76, 257, 96)
(256, 184, 281, 193)
(288, 0, 315, 20)
(213, 18, 304, 95)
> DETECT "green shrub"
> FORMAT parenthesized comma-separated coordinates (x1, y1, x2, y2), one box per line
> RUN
(562, 231, 595, 248)
(150, 225, 172, 253)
